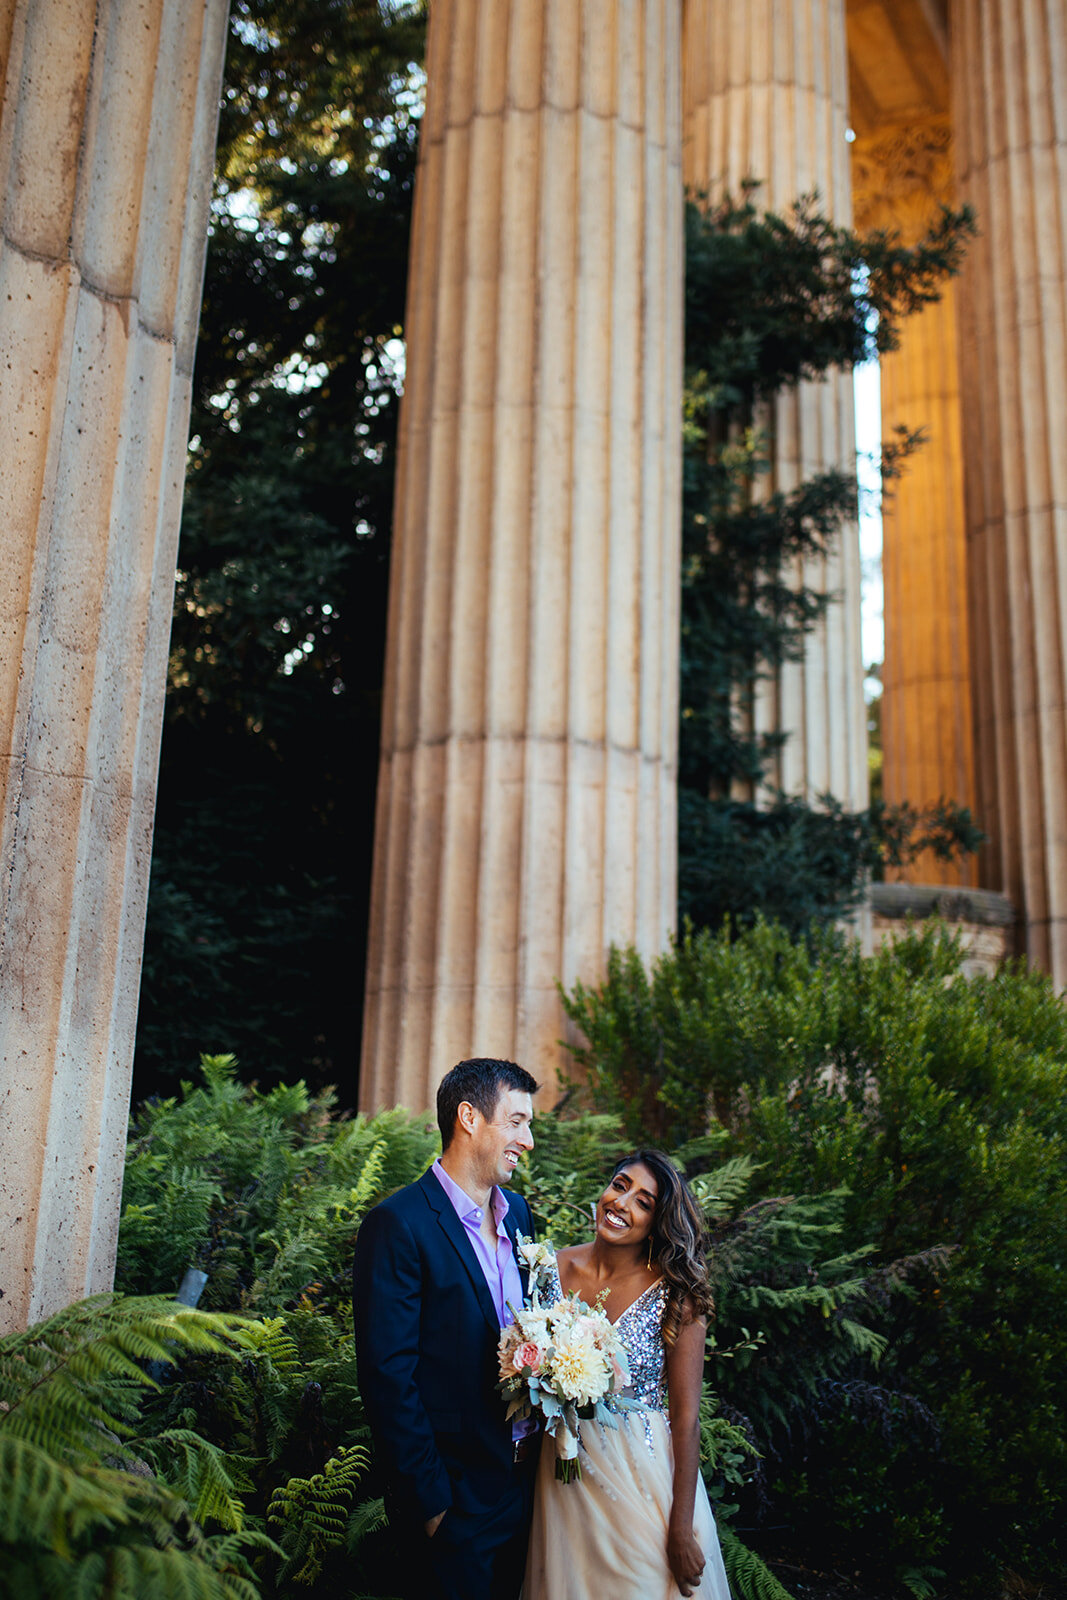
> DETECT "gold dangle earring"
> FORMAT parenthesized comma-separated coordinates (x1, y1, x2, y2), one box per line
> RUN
(646, 1236, 654, 1271)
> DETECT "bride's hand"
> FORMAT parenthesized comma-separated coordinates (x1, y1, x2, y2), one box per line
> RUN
(667, 1521, 705, 1596)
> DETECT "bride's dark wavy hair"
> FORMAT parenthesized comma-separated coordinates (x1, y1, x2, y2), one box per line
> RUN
(613, 1149, 714, 1345)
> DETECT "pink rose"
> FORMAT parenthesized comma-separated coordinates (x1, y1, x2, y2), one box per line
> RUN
(512, 1341, 543, 1374)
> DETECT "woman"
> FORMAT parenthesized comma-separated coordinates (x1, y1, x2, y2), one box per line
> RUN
(523, 1150, 731, 1600)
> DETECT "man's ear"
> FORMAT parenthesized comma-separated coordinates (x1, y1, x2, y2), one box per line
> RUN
(455, 1100, 480, 1137)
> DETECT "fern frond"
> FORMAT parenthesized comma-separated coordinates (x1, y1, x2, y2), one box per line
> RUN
(345, 1494, 389, 1551)
(0, 1298, 248, 1466)
(268, 1444, 369, 1585)
(718, 1525, 797, 1600)
(689, 1155, 759, 1218)
(138, 1429, 248, 1531)
(837, 1317, 888, 1363)
(233, 1316, 301, 1373)
(88, 1537, 264, 1600)
(0, 1435, 134, 1556)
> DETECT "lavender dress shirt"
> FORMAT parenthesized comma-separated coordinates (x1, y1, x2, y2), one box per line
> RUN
(430, 1159, 535, 1444)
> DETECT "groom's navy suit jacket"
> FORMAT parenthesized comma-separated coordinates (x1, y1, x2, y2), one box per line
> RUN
(352, 1168, 533, 1529)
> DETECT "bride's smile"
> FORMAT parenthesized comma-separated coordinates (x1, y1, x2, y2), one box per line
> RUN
(595, 1164, 658, 1248)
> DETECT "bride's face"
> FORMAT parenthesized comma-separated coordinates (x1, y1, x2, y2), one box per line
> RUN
(595, 1161, 659, 1250)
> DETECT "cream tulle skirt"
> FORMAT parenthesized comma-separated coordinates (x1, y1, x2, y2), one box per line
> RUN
(523, 1409, 731, 1600)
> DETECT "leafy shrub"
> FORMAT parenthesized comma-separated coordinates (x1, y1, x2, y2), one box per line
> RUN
(18, 1001, 1050, 1600)
(0, 1296, 277, 1600)
(118, 1055, 439, 1317)
(560, 919, 1067, 1595)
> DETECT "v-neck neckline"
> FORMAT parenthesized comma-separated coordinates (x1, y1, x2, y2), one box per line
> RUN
(557, 1265, 665, 1326)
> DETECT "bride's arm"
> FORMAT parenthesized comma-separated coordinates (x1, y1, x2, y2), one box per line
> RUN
(664, 1308, 708, 1598)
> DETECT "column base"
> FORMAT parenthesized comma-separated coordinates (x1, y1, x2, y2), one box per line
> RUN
(868, 883, 1015, 978)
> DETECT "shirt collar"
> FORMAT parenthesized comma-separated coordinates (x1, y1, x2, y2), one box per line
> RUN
(431, 1158, 508, 1228)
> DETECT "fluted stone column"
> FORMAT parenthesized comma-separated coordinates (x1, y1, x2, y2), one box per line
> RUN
(683, 0, 867, 808)
(951, 0, 1067, 979)
(0, 0, 228, 1331)
(359, 0, 684, 1110)
(853, 122, 975, 886)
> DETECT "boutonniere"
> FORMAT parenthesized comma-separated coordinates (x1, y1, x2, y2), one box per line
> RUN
(515, 1235, 556, 1309)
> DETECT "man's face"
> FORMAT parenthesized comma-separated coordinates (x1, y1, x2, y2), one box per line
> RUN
(469, 1086, 534, 1188)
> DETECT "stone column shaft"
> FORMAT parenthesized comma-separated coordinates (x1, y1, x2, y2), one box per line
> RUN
(880, 284, 975, 883)
(951, 0, 1067, 978)
(0, 0, 228, 1332)
(853, 121, 975, 885)
(360, 0, 684, 1110)
(683, 0, 868, 809)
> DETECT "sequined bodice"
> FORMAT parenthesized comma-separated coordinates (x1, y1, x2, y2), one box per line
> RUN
(543, 1263, 668, 1412)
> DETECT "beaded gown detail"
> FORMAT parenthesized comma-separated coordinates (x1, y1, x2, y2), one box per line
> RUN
(522, 1264, 731, 1600)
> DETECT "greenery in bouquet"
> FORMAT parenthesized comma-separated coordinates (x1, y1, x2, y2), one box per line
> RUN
(498, 1255, 634, 1483)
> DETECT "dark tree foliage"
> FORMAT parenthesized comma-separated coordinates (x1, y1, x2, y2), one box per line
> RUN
(135, 1, 427, 1096)
(681, 190, 982, 934)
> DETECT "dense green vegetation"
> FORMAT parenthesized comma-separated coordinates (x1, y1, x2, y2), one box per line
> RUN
(678, 191, 982, 933)
(562, 920, 1067, 1596)
(2, 1057, 881, 1600)
(8, 928, 1065, 1599)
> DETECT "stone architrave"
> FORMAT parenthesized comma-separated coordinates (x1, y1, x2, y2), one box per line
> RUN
(683, 0, 868, 810)
(951, 0, 1067, 980)
(853, 120, 975, 886)
(0, 0, 229, 1333)
(359, 0, 684, 1111)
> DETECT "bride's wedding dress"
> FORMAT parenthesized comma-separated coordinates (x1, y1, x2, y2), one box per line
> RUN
(523, 1265, 732, 1600)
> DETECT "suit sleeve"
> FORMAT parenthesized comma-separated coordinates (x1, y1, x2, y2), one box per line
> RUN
(351, 1202, 453, 1523)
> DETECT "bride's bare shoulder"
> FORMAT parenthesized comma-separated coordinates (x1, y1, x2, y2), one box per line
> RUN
(554, 1243, 590, 1288)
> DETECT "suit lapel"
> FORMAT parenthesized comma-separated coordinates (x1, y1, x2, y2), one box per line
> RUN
(418, 1170, 501, 1336)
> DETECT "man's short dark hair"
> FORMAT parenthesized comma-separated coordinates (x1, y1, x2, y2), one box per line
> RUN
(436, 1058, 539, 1148)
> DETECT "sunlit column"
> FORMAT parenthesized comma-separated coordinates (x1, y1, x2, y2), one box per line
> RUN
(951, 0, 1067, 978)
(0, 0, 228, 1331)
(683, 0, 867, 809)
(853, 120, 974, 886)
(360, 0, 685, 1109)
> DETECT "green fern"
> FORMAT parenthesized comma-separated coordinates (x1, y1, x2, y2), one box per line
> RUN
(268, 1444, 370, 1585)
(699, 1384, 758, 1488)
(0, 1296, 278, 1600)
(0, 1296, 247, 1462)
(718, 1525, 796, 1600)
(899, 1564, 947, 1599)
(345, 1494, 389, 1552)
(136, 1429, 252, 1531)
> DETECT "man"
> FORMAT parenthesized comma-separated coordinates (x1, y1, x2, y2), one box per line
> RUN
(352, 1057, 539, 1600)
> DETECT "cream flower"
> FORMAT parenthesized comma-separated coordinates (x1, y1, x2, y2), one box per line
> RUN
(518, 1239, 556, 1273)
(551, 1326, 610, 1406)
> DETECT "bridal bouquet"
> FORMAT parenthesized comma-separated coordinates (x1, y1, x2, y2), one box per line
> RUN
(498, 1240, 632, 1483)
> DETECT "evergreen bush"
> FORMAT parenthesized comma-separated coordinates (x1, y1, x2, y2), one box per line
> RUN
(561, 920, 1067, 1594)
(10, 956, 1060, 1600)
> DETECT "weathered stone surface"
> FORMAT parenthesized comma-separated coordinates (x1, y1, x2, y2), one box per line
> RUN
(869, 882, 1015, 978)
(951, 0, 1067, 983)
(0, 0, 228, 1334)
(360, 0, 685, 1110)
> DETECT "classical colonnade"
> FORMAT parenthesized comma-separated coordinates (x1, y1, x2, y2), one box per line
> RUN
(1, 0, 1065, 1329)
